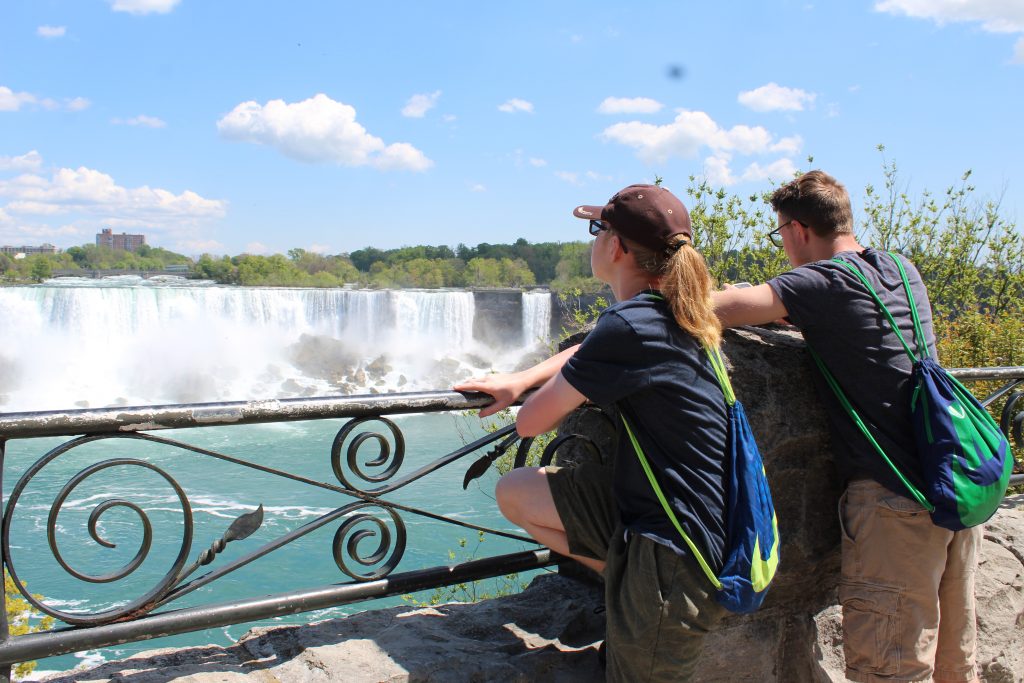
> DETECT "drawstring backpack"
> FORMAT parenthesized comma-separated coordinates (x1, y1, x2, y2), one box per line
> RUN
(809, 252, 1012, 530)
(621, 341, 780, 614)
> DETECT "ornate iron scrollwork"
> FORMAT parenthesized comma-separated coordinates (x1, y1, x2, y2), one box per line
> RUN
(1002, 390, 1024, 449)
(3, 436, 196, 625)
(331, 416, 406, 493)
(332, 502, 407, 581)
(2, 433, 269, 625)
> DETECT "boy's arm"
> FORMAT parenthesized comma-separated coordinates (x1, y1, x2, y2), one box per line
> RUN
(712, 283, 790, 328)
(454, 344, 580, 417)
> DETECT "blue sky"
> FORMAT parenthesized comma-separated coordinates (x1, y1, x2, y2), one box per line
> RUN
(1, 0, 1021, 257)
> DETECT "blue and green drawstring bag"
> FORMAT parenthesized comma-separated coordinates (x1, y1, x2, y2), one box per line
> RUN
(621, 343, 780, 614)
(810, 253, 1012, 531)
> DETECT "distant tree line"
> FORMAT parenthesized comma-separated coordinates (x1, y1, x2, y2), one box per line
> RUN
(0, 237, 604, 291)
(0, 243, 191, 282)
(188, 240, 601, 290)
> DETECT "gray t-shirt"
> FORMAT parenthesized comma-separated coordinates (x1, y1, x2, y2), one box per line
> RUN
(768, 248, 936, 495)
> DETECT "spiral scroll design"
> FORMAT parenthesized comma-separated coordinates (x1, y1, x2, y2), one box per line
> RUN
(1002, 390, 1024, 450)
(2, 434, 194, 625)
(331, 416, 406, 493)
(331, 502, 407, 581)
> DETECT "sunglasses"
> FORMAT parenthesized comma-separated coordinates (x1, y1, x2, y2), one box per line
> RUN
(588, 219, 628, 252)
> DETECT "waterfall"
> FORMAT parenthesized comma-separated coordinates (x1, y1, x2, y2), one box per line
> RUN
(521, 291, 552, 348)
(0, 279, 550, 412)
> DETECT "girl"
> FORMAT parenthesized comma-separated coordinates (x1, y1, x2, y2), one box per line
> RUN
(455, 184, 729, 682)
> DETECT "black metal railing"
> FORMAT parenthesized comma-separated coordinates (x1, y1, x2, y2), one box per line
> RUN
(0, 390, 565, 680)
(0, 367, 1022, 681)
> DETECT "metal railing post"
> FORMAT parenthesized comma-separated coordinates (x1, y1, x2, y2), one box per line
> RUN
(1, 438, 11, 683)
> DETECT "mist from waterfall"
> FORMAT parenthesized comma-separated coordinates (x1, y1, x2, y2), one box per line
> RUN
(0, 278, 551, 412)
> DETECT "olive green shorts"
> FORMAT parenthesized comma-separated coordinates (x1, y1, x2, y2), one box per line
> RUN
(546, 463, 726, 682)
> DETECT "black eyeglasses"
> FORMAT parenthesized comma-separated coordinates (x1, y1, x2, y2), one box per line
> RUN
(767, 219, 796, 248)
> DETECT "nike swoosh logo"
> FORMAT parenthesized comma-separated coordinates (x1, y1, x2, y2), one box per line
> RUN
(750, 514, 780, 593)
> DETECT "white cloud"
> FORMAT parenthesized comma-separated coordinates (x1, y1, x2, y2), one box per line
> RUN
(181, 239, 225, 253)
(0, 86, 37, 112)
(217, 94, 433, 172)
(601, 109, 795, 163)
(470, 183, 486, 192)
(770, 135, 803, 154)
(700, 155, 798, 188)
(597, 96, 664, 114)
(0, 221, 83, 244)
(703, 156, 736, 187)
(401, 90, 441, 118)
(0, 87, 89, 112)
(37, 26, 67, 38)
(876, 0, 1024, 60)
(0, 151, 43, 172)
(112, 114, 166, 128)
(307, 243, 330, 254)
(498, 98, 534, 114)
(738, 83, 816, 112)
(110, 0, 181, 15)
(875, 0, 1024, 32)
(0, 167, 226, 233)
(244, 242, 271, 254)
(586, 171, 613, 182)
(66, 97, 91, 112)
(0, 208, 10, 224)
(442, 113, 457, 123)
(529, 157, 547, 167)
(739, 158, 799, 183)
(554, 171, 582, 186)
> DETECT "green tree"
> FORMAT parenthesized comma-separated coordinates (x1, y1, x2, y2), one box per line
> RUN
(5, 572, 55, 679)
(28, 255, 53, 281)
(464, 257, 502, 287)
(861, 147, 1023, 320)
(551, 242, 602, 293)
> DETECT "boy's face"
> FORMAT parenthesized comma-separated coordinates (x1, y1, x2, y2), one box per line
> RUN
(775, 213, 809, 267)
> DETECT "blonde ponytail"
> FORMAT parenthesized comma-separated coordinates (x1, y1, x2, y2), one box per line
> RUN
(625, 233, 722, 349)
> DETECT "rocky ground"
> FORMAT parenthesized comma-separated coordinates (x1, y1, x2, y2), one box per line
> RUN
(37, 495, 1024, 683)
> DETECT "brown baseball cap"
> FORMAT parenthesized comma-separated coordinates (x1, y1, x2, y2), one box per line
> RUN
(573, 184, 692, 252)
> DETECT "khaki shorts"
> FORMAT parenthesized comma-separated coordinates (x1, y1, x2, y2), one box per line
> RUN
(839, 479, 981, 683)
(547, 463, 726, 683)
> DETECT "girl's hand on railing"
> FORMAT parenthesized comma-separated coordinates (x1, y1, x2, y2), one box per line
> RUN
(454, 373, 531, 417)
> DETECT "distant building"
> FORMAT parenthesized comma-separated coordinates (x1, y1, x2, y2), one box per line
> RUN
(97, 228, 146, 252)
(0, 243, 59, 256)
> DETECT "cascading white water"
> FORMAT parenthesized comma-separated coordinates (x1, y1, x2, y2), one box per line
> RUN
(521, 290, 552, 348)
(0, 278, 550, 412)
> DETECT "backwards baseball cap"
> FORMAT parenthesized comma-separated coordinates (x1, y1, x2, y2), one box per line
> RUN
(573, 184, 692, 252)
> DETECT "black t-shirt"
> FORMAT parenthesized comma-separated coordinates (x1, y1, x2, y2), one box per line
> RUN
(560, 292, 728, 571)
(768, 248, 937, 495)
